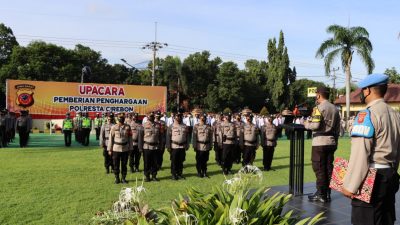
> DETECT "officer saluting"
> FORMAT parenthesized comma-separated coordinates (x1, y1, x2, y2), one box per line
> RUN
(166, 111, 190, 180)
(107, 113, 133, 184)
(100, 113, 115, 174)
(342, 74, 400, 225)
(304, 86, 340, 203)
(139, 112, 162, 182)
(16, 110, 31, 148)
(62, 112, 74, 147)
(240, 113, 259, 166)
(192, 113, 213, 178)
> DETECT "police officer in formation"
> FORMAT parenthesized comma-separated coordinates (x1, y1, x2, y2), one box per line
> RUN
(260, 116, 278, 171)
(192, 113, 213, 178)
(166, 111, 190, 180)
(240, 113, 259, 166)
(16, 110, 31, 148)
(73, 112, 83, 143)
(62, 112, 74, 147)
(94, 113, 102, 140)
(218, 112, 237, 175)
(212, 113, 224, 166)
(7, 111, 16, 143)
(81, 112, 92, 146)
(233, 113, 244, 164)
(342, 74, 400, 225)
(155, 111, 167, 170)
(128, 113, 142, 173)
(304, 86, 340, 203)
(100, 113, 115, 174)
(0, 109, 7, 147)
(107, 113, 133, 184)
(139, 112, 162, 182)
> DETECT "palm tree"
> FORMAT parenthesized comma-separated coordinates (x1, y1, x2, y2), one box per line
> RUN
(316, 24, 374, 132)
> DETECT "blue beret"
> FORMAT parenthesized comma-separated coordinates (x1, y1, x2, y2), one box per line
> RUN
(358, 74, 388, 89)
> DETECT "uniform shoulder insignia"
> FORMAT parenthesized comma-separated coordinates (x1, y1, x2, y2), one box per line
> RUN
(351, 109, 374, 138)
(311, 107, 322, 122)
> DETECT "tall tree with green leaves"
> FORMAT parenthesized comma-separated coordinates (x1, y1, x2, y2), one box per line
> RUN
(384, 67, 400, 84)
(267, 31, 296, 112)
(0, 23, 18, 67)
(316, 24, 374, 127)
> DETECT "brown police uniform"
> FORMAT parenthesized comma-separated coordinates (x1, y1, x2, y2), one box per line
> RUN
(234, 119, 244, 164)
(240, 122, 259, 166)
(139, 120, 162, 181)
(107, 123, 133, 183)
(192, 122, 213, 177)
(260, 121, 278, 170)
(343, 99, 400, 225)
(212, 117, 223, 165)
(156, 119, 167, 170)
(128, 119, 142, 172)
(218, 120, 237, 174)
(304, 99, 340, 202)
(166, 121, 189, 179)
(16, 111, 31, 148)
(100, 120, 114, 173)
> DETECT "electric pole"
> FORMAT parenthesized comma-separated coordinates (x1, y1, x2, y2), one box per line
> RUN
(142, 22, 168, 86)
(330, 67, 340, 99)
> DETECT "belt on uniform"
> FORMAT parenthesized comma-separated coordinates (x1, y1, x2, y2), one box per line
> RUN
(369, 163, 391, 169)
(144, 141, 159, 146)
(245, 140, 257, 144)
(172, 141, 186, 145)
(114, 142, 128, 145)
(197, 140, 210, 144)
(225, 137, 235, 140)
(313, 132, 334, 137)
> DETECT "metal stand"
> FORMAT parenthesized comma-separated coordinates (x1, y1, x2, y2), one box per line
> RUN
(283, 124, 305, 196)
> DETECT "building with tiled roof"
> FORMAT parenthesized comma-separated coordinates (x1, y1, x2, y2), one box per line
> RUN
(334, 84, 400, 117)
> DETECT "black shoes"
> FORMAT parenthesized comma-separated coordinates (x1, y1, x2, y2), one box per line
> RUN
(152, 176, 160, 182)
(114, 176, 121, 184)
(106, 168, 110, 174)
(145, 176, 151, 182)
(121, 176, 129, 184)
(171, 175, 179, 180)
(308, 192, 328, 203)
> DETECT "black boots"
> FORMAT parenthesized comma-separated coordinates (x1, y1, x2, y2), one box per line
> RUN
(106, 167, 110, 174)
(145, 176, 151, 182)
(152, 175, 159, 182)
(121, 175, 128, 184)
(114, 175, 121, 184)
(308, 188, 328, 203)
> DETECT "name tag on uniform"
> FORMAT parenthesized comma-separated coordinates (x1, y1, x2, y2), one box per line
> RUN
(351, 109, 374, 138)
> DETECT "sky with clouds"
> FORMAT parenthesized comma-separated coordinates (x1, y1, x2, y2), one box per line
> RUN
(0, 0, 399, 87)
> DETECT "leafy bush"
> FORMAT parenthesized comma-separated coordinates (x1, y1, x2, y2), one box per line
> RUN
(92, 166, 324, 225)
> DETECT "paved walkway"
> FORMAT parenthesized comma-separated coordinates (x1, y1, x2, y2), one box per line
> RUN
(270, 182, 400, 225)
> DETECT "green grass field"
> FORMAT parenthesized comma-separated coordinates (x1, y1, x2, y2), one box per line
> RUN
(0, 134, 352, 225)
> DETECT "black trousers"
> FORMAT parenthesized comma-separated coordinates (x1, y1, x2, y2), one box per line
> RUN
(0, 126, 7, 147)
(95, 128, 100, 140)
(143, 149, 158, 177)
(63, 130, 72, 146)
(311, 145, 336, 191)
(157, 145, 166, 169)
(102, 147, 113, 169)
(81, 128, 90, 146)
(262, 146, 275, 169)
(195, 150, 209, 174)
(233, 144, 242, 164)
(222, 144, 235, 172)
(18, 126, 29, 147)
(214, 142, 222, 165)
(112, 151, 129, 177)
(351, 169, 399, 225)
(242, 145, 256, 166)
(170, 148, 185, 176)
(129, 146, 141, 169)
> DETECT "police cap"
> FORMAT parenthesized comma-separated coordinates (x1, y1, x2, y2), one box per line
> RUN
(358, 73, 389, 89)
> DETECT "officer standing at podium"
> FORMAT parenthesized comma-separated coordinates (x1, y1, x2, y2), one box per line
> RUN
(304, 86, 340, 203)
(342, 74, 400, 225)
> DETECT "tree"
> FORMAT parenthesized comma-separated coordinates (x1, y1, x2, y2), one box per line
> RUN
(181, 51, 221, 109)
(242, 59, 269, 112)
(316, 24, 374, 129)
(267, 31, 296, 113)
(0, 23, 18, 67)
(384, 67, 400, 84)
